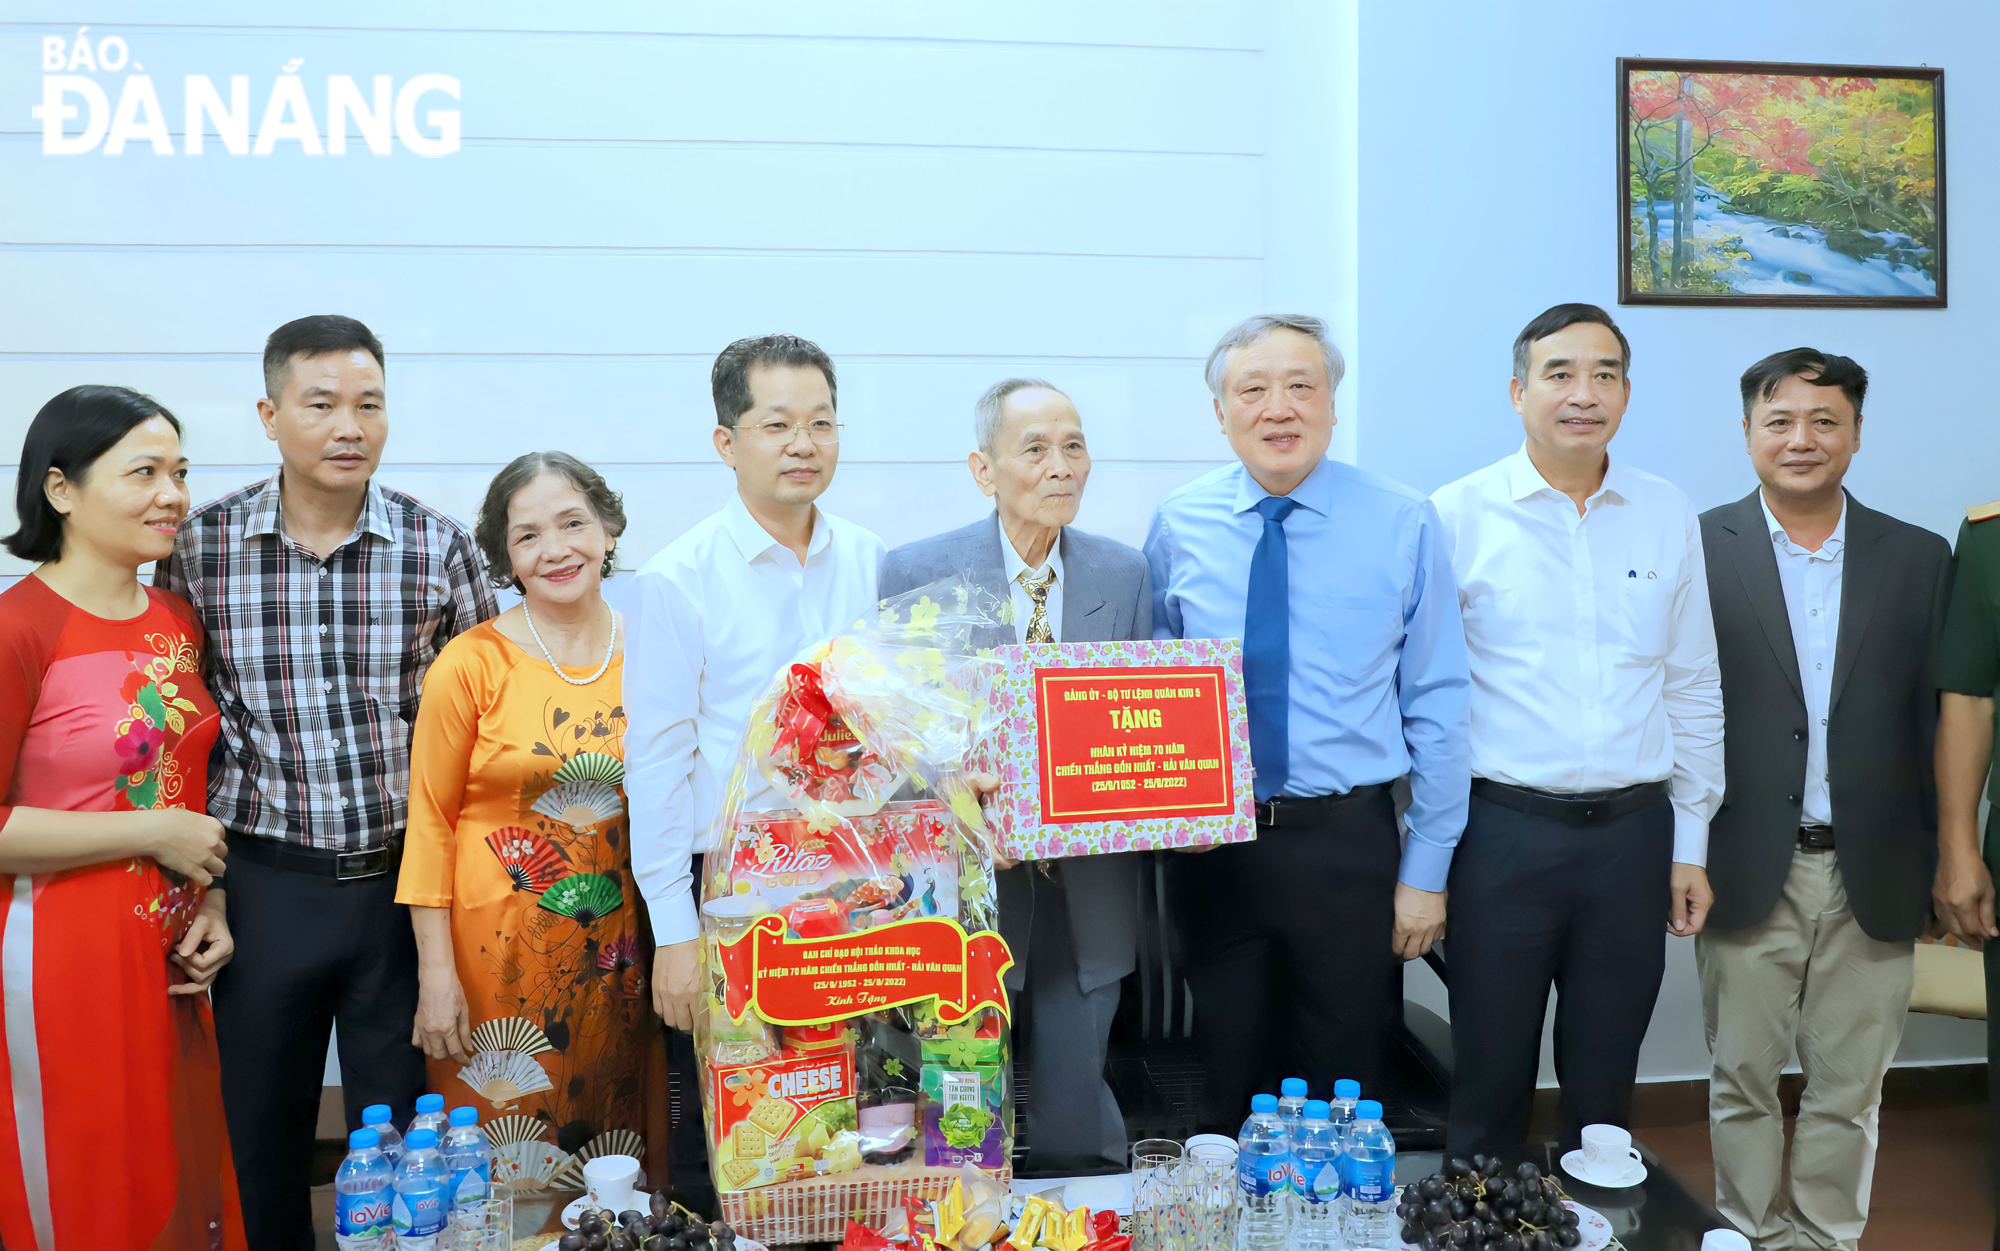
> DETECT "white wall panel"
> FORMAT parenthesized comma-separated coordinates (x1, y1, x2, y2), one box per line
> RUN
(0, 144, 1261, 255)
(0, 251, 1263, 357)
(1, 2, 1264, 48)
(0, 357, 1225, 464)
(0, 30, 1259, 151)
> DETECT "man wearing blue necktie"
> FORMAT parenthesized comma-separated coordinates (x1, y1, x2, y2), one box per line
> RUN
(1145, 314, 1471, 1132)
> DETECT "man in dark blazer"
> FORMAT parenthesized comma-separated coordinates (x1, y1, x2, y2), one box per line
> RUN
(1698, 347, 1949, 1251)
(879, 378, 1149, 1173)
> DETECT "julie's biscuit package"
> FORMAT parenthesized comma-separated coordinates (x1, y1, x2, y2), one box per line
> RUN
(708, 1043, 860, 1192)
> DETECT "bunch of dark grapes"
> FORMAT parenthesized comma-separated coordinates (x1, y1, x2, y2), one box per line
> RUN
(1394, 1157, 1583, 1251)
(558, 1189, 740, 1251)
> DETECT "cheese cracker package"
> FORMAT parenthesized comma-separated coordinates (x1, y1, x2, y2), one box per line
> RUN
(707, 1043, 859, 1193)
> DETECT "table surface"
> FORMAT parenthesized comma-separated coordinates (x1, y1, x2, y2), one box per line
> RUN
(1394, 1142, 1735, 1251)
(517, 1138, 1736, 1250)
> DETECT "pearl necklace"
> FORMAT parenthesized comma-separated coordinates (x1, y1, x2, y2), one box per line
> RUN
(524, 602, 616, 686)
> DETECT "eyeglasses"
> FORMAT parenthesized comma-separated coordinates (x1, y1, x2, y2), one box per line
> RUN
(734, 418, 842, 447)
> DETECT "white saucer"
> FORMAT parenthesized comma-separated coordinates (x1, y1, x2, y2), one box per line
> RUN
(1560, 1148, 1647, 1189)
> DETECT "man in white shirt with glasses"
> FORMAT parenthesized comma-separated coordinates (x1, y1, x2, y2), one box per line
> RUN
(626, 333, 886, 1209)
(1430, 303, 1725, 1158)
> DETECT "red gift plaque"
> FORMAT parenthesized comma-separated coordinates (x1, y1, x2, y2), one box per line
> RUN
(979, 639, 1255, 860)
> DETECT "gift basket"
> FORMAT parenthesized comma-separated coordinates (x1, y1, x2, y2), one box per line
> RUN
(695, 584, 1017, 1244)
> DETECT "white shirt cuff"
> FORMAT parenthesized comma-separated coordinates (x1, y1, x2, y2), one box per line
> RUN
(647, 889, 701, 947)
(1672, 809, 1709, 867)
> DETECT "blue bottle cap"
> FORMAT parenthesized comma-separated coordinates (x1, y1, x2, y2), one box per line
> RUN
(1334, 1079, 1361, 1100)
(407, 1128, 439, 1151)
(361, 1103, 392, 1126)
(1280, 1077, 1308, 1098)
(449, 1106, 479, 1127)
(415, 1093, 445, 1113)
(1251, 1093, 1279, 1114)
(1356, 1100, 1383, 1120)
(1303, 1100, 1330, 1120)
(349, 1127, 381, 1150)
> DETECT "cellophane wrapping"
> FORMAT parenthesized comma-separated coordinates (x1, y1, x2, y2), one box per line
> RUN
(694, 583, 1015, 1241)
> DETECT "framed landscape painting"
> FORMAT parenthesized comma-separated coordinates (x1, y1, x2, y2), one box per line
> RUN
(1618, 58, 1945, 308)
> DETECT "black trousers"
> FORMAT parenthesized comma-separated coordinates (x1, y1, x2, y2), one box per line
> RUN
(1169, 787, 1401, 1135)
(665, 853, 718, 1216)
(665, 1026, 717, 1214)
(212, 850, 426, 1251)
(1444, 792, 1673, 1157)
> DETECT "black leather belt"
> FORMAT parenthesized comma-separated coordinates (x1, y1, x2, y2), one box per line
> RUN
(1471, 778, 1670, 825)
(1256, 782, 1393, 828)
(228, 834, 404, 880)
(1798, 825, 1836, 851)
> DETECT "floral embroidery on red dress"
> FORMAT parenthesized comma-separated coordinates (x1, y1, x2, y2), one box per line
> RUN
(112, 629, 208, 946)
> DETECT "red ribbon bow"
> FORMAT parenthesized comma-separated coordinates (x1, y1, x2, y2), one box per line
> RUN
(773, 663, 835, 766)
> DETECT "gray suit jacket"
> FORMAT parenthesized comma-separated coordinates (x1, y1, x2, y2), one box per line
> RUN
(878, 512, 1152, 992)
(1700, 489, 1950, 941)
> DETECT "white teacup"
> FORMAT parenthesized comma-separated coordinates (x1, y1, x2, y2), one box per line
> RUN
(1579, 1124, 1641, 1181)
(584, 1153, 642, 1213)
(1700, 1232, 1752, 1251)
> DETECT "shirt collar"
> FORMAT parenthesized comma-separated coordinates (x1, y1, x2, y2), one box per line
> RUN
(1506, 443, 1632, 507)
(1001, 522, 1064, 586)
(1759, 490, 1847, 558)
(1232, 456, 1336, 518)
(242, 470, 396, 547)
(722, 492, 828, 565)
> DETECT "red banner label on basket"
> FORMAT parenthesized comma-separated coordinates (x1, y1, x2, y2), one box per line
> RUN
(1033, 665, 1237, 822)
(717, 914, 1013, 1025)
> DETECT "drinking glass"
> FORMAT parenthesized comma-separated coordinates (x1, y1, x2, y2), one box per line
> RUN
(447, 1177, 515, 1250)
(1181, 1141, 1238, 1251)
(1131, 1138, 1188, 1251)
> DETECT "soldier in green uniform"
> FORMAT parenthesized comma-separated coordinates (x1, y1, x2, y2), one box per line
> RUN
(1934, 497, 2000, 1251)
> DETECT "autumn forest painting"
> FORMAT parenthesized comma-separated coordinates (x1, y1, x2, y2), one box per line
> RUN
(1620, 60, 1943, 306)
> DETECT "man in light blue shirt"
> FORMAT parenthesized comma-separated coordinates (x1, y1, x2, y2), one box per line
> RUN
(1145, 313, 1470, 1132)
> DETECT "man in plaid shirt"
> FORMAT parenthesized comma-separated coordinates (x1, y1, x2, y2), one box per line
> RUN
(157, 314, 496, 1250)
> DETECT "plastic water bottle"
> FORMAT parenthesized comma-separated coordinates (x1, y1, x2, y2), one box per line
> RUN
(442, 1105, 493, 1239)
(409, 1092, 449, 1141)
(392, 1127, 451, 1251)
(1341, 1101, 1397, 1251)
(1329, 1078, 1361, 1142)
(1277, 1076, 1309, 1136)
(361, 1103, 403, 1166)
(1290, 1100, 1343, 1251)
(1328, 1071, 1360, 1175)
(1237, 1093, 1291, 1250)
(334, 1127, 394, 1251)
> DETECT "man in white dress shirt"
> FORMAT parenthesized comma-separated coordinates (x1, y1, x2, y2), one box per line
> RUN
(1430, 303, 1725, 1156)
(625, 334, 886, 1207)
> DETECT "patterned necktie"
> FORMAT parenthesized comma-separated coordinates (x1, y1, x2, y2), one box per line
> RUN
(1017, 567, 1056, 643)
(1244, 495, 1299, 801)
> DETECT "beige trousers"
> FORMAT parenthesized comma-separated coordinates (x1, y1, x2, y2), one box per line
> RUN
(1696, 848, 1916, 1251)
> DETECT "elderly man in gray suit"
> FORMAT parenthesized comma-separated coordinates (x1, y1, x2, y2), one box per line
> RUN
(879, 378, 1150, 1172)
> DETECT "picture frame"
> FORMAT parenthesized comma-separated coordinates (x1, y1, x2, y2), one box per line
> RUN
(1617, 57, 1945, 308)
